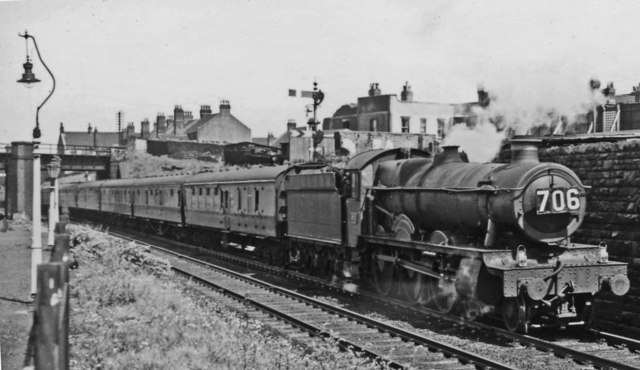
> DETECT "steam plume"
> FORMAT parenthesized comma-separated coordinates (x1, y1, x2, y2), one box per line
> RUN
(443, 76, 607, 163)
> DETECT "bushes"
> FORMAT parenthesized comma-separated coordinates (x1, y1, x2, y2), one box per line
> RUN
(67, 225, 385, 369)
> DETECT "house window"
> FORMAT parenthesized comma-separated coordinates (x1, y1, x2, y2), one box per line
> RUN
(342, 119, 350, 129)
(370, 119, 377, 132)
(420, 118, 427, 133)
(401, 116, 410, 133)
(437, 119, 445, 139)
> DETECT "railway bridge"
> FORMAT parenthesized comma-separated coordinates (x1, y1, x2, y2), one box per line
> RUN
(0, 141, 126, 219)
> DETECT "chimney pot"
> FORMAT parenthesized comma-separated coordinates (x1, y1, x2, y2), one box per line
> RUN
(477, 86, 490, 108)
(401, 81, 413, 102)
(369, 82, 381, 97)
(200, 104, 213, 119)
(220, 100, 231, 113)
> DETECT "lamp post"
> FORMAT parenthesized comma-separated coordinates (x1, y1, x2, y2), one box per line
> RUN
(46, 156, 61, 248)
(17, 30, 56, 296)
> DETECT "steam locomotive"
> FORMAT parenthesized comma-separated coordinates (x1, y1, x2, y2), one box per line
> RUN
(54, 138, 629, 332)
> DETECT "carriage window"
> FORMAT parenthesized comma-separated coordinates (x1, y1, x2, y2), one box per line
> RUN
(145, 190, 149, 204)
(237, 188, 242, 210)
(159, 190, 163, 205)
(198, 188, 202, 196)
(206, 188, 210, 196)
(254, 190, 260, 212)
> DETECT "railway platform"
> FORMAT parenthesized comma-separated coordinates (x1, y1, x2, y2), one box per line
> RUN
(0, 221, 46, 370)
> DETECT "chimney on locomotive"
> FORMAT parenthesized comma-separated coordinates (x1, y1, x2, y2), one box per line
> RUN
(432, 145, 466, 166)
(509, 136, 541, 163)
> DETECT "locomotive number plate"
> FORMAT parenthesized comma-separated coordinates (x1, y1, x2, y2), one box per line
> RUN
(535, 188, 581, 214)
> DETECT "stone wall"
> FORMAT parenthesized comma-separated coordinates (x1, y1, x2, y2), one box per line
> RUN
(538, 139, 640, 335)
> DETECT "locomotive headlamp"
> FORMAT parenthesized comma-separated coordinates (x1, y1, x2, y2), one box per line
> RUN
(597, 243, 609, 263)
(516, 245, 528, 267)
(604, 274, 631, 296)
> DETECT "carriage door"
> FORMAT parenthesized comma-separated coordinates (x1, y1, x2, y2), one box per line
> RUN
(341, 170, 361, 247)
(130, 190, 135, 217)
(178, 187, 186, 225)
(223, 189, 230, 230)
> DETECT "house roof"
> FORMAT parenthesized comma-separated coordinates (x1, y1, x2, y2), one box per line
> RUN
(158, 118, 198, 139)
(58, 131, 121, 147)
(185, 113, 250, 135)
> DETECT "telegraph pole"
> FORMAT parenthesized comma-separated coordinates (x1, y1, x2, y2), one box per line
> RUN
(117, 111, 123, 145)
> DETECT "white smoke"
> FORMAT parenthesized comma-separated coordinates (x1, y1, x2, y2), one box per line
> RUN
(443, 76, 608, 163)
(444, 117, 506, 163)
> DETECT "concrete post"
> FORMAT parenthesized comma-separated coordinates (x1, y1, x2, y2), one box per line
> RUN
(47, 184, 55, 247)
(47, 178, 60, 247)
(7, 142, 35, 219)
(31, 150, 42, 296)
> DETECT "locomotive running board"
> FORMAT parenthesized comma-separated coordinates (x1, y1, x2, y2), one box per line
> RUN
(364, 235, 504, 258)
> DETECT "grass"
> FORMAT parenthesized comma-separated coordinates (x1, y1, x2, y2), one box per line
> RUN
(67, 225, 388, 369)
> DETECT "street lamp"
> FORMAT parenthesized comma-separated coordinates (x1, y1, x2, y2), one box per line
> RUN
(46, 156, 61, 248)
(17, 30, 56, 296)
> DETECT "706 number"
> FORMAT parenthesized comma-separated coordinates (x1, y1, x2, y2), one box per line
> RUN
(535, 188, 581, 214)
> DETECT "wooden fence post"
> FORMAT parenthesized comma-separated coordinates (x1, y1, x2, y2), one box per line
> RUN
(35, 262, 69, 370)
(50, 222, 70, 264)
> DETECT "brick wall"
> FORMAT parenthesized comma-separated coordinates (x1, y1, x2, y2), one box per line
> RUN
(538, 139, 640, 335)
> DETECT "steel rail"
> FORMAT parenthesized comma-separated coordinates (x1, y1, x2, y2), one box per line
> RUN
(170, 266, 403, 369)
(588, 329, 640, 353)
(162, 239, 640, 370)
(90, 226, 640, 370)
(153, 244, 512, 370)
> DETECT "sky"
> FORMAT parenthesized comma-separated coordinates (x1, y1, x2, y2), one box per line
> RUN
(2, 0, 640, 146)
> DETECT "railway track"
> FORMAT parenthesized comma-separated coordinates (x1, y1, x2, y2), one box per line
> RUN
(87, 225, 640, 369)
(150, 242, 511, 370)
